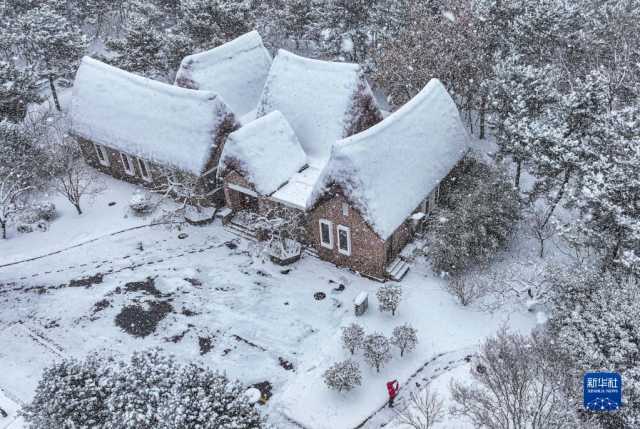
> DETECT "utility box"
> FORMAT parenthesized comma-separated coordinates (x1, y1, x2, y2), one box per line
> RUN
(354, 292, 368, 316)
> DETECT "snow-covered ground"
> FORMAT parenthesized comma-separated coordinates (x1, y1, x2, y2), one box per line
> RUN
(0, 175, 538, 429)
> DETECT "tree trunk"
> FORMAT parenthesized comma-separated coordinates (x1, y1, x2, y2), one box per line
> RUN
(539, 239, 544, 258)
(1, 220, 6, 239)
(74, 203, 83, 215)
(479, 101, 486, 140)
(541, 169, 571, 229)
(515, 160, 522, 190)
(48, 74, 61, 111)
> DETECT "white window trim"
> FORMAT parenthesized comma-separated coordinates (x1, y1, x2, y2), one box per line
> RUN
(319, 219, 333, 249)
(341, 202, 349, 216)
(94, 143, 110, 167)
(337, 224, 351, 256)
(136, 157, 152, 182)
(120, 152, 135, 176)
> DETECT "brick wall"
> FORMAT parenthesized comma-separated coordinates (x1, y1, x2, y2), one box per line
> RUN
(308, 192, 387, 279)
(223, 170, 259, 211)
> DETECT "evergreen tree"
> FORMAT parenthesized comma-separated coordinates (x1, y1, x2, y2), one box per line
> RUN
(0, 61, 41, 122)
(14, 4, 87, 111)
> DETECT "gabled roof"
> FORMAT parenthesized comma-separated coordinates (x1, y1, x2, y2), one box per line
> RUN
(70, 57, 235, 175)
(311, 79, 470, 240)
(256, 49, 380, 167)
(219, 111, 307, 196)
(175, 31, 272, 116)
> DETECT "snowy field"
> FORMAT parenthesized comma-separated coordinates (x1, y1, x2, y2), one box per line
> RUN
(0, 176, 537, 428)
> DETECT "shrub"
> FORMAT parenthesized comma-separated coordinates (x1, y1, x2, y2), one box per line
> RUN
(428, 158, 520, 275)
(129, 190, 154, 215)
(391, 324, 418, 357)
(323, 359, 362, 392)
(33, 202, 56, 221)
(376, 283, 402, 316)
(20, 356, 110, 428)
(341, 323, 365, 355)
(362, 333, 392, 373)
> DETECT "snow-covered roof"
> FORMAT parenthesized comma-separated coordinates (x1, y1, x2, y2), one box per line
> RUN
(256, 49, 379, 167)
(270, 165, 323, 210)
(311, 79, 470, 240)
(219, 111, 307, 196)
(70, 56, 235, 175)
(175, 31, 272, 116)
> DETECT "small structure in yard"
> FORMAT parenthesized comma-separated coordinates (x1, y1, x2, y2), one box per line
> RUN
(69, 56, 239, 205)
(268, 238, 302, 265)
(354, 292, 368, 316)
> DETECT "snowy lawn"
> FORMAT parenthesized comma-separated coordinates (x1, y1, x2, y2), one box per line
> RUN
(0, 177, 537, 428)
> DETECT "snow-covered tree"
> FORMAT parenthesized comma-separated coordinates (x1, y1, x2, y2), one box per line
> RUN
(48, 139, 105, 215)
(428, 158, 520, 275)
(153, 168, 212, 225)
(174, 0, 254, 54)
(547, 267, 640, 428)
(158, 363, 264, 429)
(376, 283, 402, 316)
(106, 13, 172, 81)
(0, 61, 41, 122)
(486, 56, 559, 189)
(0, 120, 43, 238)
(20, 355, 111, 429)
(395, 387, 445, 429)
(391, 323, 417, 357)
(450, 328, 580, 429)
(362, 332, 392, 373)
(14, 4, 88, 110)
(323, 359, 362, 393)
(341, 322, 365, 355)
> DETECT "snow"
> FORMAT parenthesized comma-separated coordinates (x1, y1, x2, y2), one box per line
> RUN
(175, 31, 272, 116)
(0, 173, 537, 428)
(219, 111, 307, 196)
(354, 291, 368, 305)
(70, 56, 235, 175)
(256, 49, 374, 166)
(312, 79, 470, 239)
(270, 165, 323, 210)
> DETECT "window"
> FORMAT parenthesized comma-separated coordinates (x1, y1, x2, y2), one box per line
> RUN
(93, 143, 110, 167)
(319, 219, 333, 249)
(136, 157, 152, 182)
(120, 152, 135, 175)
(341, 203, 349, 216)
(337, 225, 351, 256)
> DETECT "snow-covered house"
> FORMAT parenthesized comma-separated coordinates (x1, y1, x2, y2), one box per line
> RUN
(174, 31, 272, 118)
(219, 49, 382, 215)
(308, 79, 470, 279)
(70, 56, 239, 203)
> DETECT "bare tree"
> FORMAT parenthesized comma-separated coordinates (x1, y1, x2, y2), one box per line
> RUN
(152, 168, 212, 225)
(254, 204, 307, 259)
(395, 387, 445, 429)
(450, 328, 578, 429)
(447, 273, 487, 306)
(391, 324, 418, 357)
(48, 140, 105, 215)
(341, 323, 365, 355)
(376, 283, 402, 316)
(362, 333, 392, 373)
(527, 204, 556, 258)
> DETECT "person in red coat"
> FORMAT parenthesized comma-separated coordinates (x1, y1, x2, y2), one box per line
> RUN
(387, 380, 399, 408)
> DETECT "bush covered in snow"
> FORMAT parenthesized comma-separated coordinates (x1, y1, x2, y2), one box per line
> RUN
(323, 359, 362, 393)
(20, 355, 110, 428)
(391, 323, 418, 357)
(129, 190, 154, 216)
(428, 158, 520, 276)
(376, 283, 402, 316)
(341, 322, 365, 355)
(22, 349, 266, 429)
(362, 333, 392, 373)
(32, 201, 56, 221)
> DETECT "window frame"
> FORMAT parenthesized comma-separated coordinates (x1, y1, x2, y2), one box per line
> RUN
(136, 157, 152, 182)
(93, 143, 110, 167)
(120, 152, 135, 176)
(319, 219, 333, 249)
(337, 224, 351, 256)
(341, 202, 349, 216)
